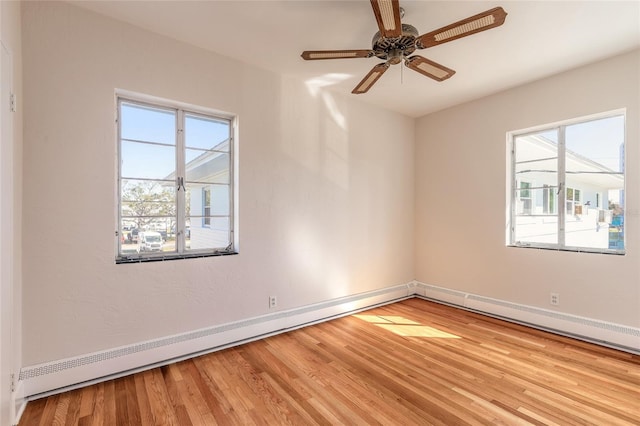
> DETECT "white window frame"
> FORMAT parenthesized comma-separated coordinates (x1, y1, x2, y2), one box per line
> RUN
(507, 110, 626, 254)
(116, 93, 236, 263)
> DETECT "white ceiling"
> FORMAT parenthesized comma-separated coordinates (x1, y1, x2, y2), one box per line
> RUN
(70, 1, 640, 118)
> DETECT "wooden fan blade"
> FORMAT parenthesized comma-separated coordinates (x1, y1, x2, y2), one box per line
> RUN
(301, 50, 373, 60)
(405, 56, 455, 82)
(370, 0, 402, 38)
(352, 63, 390, 94)
(416, 7, 507, 49)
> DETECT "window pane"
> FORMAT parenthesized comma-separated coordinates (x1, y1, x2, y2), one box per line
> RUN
(121, 141, 176, 180)
(186, 216, 230, 251)
(211, 185, 229, 215)
(121, 103, 176, 145)
(514, 186, 559, 245)
(565, 115, 624, 250)
(542, 185, 556, 214)
(514, 131, 558, 185)
(185, 184, 229, 218)
(185, 149, 229, 184)
(121, 179, 176, 226)
(119, 218, 139, 255)
(185, 114, 230, 151)
(513, 131, 559, 245)
(136, 230, 170, 253)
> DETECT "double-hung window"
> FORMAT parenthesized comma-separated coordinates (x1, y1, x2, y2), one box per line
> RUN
(117, 96, 235, 262)
(508, 111, 625, 254)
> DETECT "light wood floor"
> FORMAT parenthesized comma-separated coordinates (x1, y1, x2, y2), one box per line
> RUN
(19, 298, 640, 425)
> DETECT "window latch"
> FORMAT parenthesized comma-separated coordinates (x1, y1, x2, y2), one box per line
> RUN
(177, 177, 186, 191)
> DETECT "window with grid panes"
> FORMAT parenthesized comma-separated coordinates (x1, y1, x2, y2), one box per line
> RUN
(117, 96, 235, 262)
(508, 111, 625, 254)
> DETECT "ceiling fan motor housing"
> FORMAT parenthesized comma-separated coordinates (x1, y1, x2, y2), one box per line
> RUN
(372, 23, 419, 62)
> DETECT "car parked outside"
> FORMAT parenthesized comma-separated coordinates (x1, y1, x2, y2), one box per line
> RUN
(128, 228, 139, 243)
(137, 231, 163, 252)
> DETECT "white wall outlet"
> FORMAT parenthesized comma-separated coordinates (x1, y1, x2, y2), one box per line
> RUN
(550, 293, 560, 306)
(269, 295, 277, 309)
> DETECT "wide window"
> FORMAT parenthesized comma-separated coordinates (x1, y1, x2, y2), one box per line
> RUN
(117, 96, 235, 262)
(509, 111, 625, 253)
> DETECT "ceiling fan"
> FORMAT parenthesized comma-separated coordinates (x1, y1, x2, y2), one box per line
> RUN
(301, 0, 507, 94)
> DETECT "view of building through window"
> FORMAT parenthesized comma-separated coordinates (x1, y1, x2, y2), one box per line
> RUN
(510, 113, 625, 252)
(117, 97, 234, 261)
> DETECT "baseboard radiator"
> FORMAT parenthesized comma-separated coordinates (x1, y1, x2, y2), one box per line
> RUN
(414, 282, 640, 354)
(16, 280, 639, 423)
(18, 283, 415, 402)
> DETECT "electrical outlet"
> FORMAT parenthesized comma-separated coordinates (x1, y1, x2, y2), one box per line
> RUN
(269, 295, 277, 309)
(550, 293, 560, 306)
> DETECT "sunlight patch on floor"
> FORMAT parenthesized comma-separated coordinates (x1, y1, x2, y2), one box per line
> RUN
(353, 315, 461, 338)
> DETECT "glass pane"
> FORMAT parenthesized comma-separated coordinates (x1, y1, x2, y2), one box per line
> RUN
(515, 188, 532, 215)
(185, 184, 229, 218)
(119, 218, 139, 256)
(120, 217, 176, 255)
(121, 141, 176, 180)
(211, 185, 229, 215)
(514, 213, 558, 245)
(185, 114, 230, 151)
(135, 229, 170, 253)
(185, 149, 229, 184)
(186, 216, 230, 251)
(565, 115, 625, 250)
(514, 131, 558, 185)
(542, 185, 557, 214)
(513, 130, 558, 245)
(121, 179, 176, 224)
(120, 102, 176, 145)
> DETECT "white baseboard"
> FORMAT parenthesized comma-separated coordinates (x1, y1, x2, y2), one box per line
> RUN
(414, 282, 640, 353)
(18, 283, 415, 401)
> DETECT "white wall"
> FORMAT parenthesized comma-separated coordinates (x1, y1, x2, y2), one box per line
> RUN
(0, 0, 22, 422)
(415, 49, 640, 327)
(21, 2, 414, 367)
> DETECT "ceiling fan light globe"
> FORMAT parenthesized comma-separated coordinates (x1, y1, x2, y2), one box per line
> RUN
(387, 49, 403, 65)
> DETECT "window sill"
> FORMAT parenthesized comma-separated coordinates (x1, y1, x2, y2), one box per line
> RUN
(116, 250, 238, 264)
(508, 244, 625, 256)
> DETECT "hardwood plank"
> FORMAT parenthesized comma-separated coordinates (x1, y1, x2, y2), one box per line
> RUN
(144, 368, 182, 426)
(114, 377, 130, 425)
(19, 299, 640, 425)
(77, 383, 96, 419)
(16, 397, 45, 425)
(102, 379, 117, 426)
(133, 371, 154, 425)
(37, 394, 59, 426)
(84, 381, 104, 426)
(123, 374, 142, 426)
(63, 388, 82, 425)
